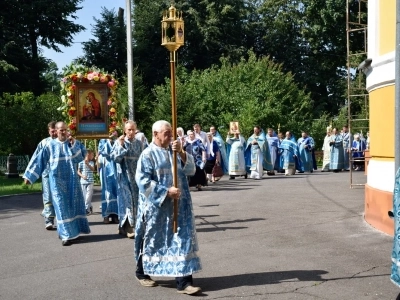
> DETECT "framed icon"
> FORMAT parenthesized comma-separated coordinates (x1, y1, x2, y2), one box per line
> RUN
(230, 121, 240, 134)
(74, 83, 109, 139)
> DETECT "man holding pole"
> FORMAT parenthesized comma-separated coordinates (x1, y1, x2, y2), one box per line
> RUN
(134, 120, 202, 295)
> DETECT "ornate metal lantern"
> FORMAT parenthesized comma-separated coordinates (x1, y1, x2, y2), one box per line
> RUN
(161, 5, 184, 52)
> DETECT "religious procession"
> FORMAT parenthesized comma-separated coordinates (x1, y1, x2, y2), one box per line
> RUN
(6, 0, 400, 298)
(19, 111, 372, 297)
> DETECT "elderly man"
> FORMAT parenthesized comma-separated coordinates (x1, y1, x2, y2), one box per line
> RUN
(134, 120, 202, 295)
(23, 121, 90, 246)
(245, 126, 273, 179)
(111, 120, 144, 238)
(25, 121, 58, 230)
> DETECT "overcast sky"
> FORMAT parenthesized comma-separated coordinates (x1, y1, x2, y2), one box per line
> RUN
(41, 0, 127, 71)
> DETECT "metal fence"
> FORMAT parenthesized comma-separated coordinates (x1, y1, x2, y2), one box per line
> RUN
(0, 155, 30, 174)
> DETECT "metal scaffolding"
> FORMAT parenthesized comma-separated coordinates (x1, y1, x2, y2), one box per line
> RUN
(346, 0, 369, 188)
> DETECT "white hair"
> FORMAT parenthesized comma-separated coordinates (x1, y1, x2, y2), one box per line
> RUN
(152, 120, 171, 142)
(177, 127, 184, 134)
(187, 130, 193, 135)
(124, 120, 137, 129)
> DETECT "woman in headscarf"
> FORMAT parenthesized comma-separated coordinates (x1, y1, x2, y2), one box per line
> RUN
(184, 130, 207, 191)
(177, 127, 187, 148)
(204, 132, 221, 183)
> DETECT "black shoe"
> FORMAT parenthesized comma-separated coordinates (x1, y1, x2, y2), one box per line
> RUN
(111, 214, 119, 224)
(229, 176, 235, 180)
(62, 240, 72, 246)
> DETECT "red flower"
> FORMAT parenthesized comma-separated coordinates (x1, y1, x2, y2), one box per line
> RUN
(71, 75, 78, 82)
(68, 109, 76, 117)
(69, 123, 76, 130)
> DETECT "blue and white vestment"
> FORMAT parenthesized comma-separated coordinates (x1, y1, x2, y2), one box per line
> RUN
(98, 139, 118, 218)
(111, 137, 143, 228)
(26, 137, 55, 218)
(23, 139, 90, 241)
(135, 143, 202, 277)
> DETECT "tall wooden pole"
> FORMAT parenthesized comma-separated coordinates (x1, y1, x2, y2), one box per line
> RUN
(161, 5, 184, 233)
(170, 51, 178, 233)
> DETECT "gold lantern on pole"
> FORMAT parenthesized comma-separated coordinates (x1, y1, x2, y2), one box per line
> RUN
(161, 4, 184, 233)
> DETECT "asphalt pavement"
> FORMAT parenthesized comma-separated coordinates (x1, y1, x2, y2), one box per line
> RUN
(0, 170, 398, 300)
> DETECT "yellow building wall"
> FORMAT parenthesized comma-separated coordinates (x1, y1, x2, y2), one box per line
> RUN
(369, 85, 395, 159)
(379, 0, 396, 55)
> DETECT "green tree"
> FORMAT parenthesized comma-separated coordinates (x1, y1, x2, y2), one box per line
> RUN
(132, 0, 170, 88)
(0, 92, 63, 156)
(0, 0, 85, 95)
(118, 69, 154, 137)
(256, 0, 366, 117)
(78, 7, 127, 77)
(153, 52, 313, 138)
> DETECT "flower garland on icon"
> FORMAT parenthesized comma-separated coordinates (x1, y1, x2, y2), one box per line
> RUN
(58, 64, 124, 138)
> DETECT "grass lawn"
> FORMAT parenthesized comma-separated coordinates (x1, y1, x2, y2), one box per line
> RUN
(0, 175, 42, 196)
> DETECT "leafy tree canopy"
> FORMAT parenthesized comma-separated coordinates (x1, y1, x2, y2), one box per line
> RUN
(153, 52, 313, 138)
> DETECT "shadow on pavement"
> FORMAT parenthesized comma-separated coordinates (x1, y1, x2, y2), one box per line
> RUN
(196, 217, 265, 232)
(156, 270, 329, 292)
(196, 226, 248, 232)
(197, 270, 329, 291)
(76, 233, 125, 244)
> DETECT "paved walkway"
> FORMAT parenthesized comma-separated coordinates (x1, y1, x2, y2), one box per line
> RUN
(0, 171, 398, 299)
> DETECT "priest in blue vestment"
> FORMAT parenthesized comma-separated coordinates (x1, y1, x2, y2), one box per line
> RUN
(245, 126, 273, 179)
(98, 138, 119, 224)
(278, 131, 300, 176)
(266, 128, 279, 175)
(135, 120, 202, 295)
(23, 121, 90, 246)
(25, 121, 58, 230)
(297, 131, 314, 173)
(111, 120, 144, 238)
(329, 128, 345, 172)
(341, 125, 352, 171)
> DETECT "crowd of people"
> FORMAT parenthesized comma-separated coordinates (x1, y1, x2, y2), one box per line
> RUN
(22, 120, 368, 295)
(174, 123, 368, 185)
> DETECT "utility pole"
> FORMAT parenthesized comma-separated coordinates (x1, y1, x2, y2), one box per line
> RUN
(126, 0, 134, 120)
